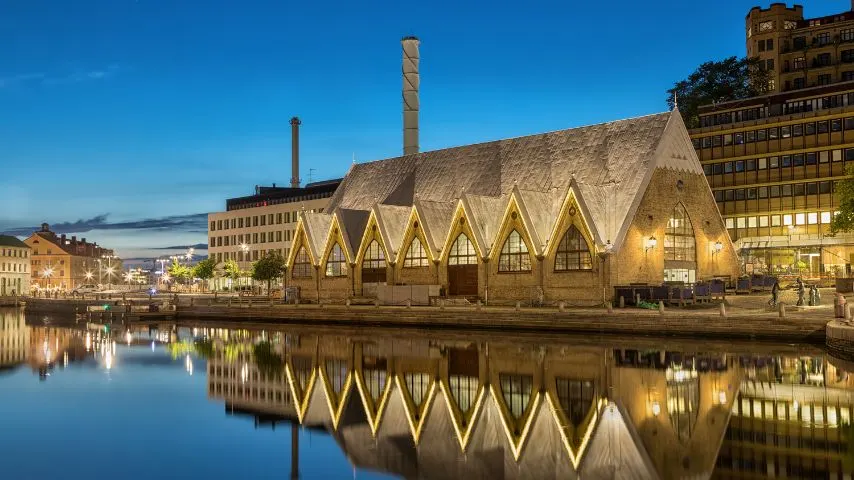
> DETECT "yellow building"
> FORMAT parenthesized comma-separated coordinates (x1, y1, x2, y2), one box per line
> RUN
(0, 309, 29, 369)
(23, 223, 121, 291)
(287, 110, 739, 304)
(0, 235, 30, 296)
(691, 3, 854, 275)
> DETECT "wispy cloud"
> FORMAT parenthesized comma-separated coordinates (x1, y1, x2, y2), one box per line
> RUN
(0, 64, 122, 89)
(0, 213, 208, 237)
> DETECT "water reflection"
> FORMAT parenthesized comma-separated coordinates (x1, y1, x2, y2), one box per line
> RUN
(3, 308, 854, 479)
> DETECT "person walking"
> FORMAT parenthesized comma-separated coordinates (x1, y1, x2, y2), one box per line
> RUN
(770, 278, 780, 307)
(796, 277, 805, 306)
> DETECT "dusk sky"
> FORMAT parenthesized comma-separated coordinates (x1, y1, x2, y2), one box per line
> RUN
(1, 0, 848, 260)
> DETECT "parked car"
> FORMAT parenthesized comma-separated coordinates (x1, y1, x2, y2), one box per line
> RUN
(72, 284, 100, 295)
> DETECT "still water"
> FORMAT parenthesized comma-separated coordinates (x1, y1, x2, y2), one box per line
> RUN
(1, 307, 853, 480)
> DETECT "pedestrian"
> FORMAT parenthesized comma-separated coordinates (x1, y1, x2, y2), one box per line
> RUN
(796, 277, 805, 306)
(770, 278, 780, 307)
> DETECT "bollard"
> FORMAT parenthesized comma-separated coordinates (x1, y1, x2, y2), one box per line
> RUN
(374, 299, 380, 308)
(607, 301, 613, 314)
(228, 297, 232, 307)
(619, 296, 625, 308)
(477, 300, 482, 311)
(559, 301, 566, 313)
(778, 302, 786, 318)
(658, 301, 664, 314)
(440, 299, 445, 310)
(636, 294, 641, 305)
(406, 299, 411, 309)
(515, 301, 520, 311)
(846, 304, 852, 321)
(719, 302, 726, 317)
(248, 298, 252, 308)
(346, 298, 351, 308)
(190, 297, 194, 307)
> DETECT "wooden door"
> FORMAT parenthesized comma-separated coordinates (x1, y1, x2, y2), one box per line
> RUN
(448, 264, 478, 296)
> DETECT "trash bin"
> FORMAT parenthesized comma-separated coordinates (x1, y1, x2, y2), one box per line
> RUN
(835, 293, 846, 318)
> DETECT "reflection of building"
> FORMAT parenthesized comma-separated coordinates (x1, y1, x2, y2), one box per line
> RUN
(689, 3, 854, 275)
(205, 330, 752, 479)
(23, 223, 121, 290)
(0, 309, 29, 368)
(126, 267, 150, 285)
(0, 235, 30, 296)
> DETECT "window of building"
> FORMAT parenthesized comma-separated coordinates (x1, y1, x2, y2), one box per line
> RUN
(771, 215, 781, 226)
(210, 221, 216, 231)
(404, 236, 429, 267)
(821, 212, 832, 223)
(818, 121, 829, 133)
(748, 217, 757, 228)
(816, 33, 831, 46)
(325, 243, 348, 277)
(807, 183, 818, 195)
(556, 379, 595, 428)
(498, 230, 531, 272)
(725, 190, 734, 201)
(734, 132, 744, 144)
(783, 214, 793, 226)
(555, 225, 592, 271)
(808, 212, 818, 224)
(746, 159, 756, 171)
(362, 240, 386, 270)
(782, 155, 792, 168)
(667, 367, 699, 443)
(844, 29, 854, 42)
(758, 39, 766, 52)
(724, 162, 733, 173)
(793, 124, 803, 137)
(793, 57, 806, 69)
(725, 218, 735, 229)
(781, 125, 791, 138)
(746, 130, 756, 143)
(712, 135, 722, 147)
(447, 233, 477, 265)
(795, 213, 806, 225)
(757, 129, 767, 141)
(758, 157, 767, 169)
(759, 216, 769, 227)
(820, 181, 832, 194)
(793, 154, 804, 167)
(665, 204, 695, 263)
(816, 52, 832, 67)
(845, 71, 854, 82)
(758, 186, 768, 198)
(737, 217, 746, 228)
(793, 77, 806, 90)
(783, 184, 793, 196)
(724, 134, 733, 146)
(834, 149, 843, 161)
(500, 374, 532, 419)
(769, 127, 779, 139)
(735, 160, 744, 172)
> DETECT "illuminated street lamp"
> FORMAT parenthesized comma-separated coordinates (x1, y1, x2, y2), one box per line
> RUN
(42, 267, 54, 290)
(84, 271, 94, 282)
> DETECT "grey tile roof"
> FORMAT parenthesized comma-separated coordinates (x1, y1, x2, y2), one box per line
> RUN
(302, 212, 332, 263)
(0, 235, 28, 249)
(373, 204, 411, 258)
(300, 110, 703, 259)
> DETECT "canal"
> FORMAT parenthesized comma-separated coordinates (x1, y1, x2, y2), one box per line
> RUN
(1, 307, 853, 479)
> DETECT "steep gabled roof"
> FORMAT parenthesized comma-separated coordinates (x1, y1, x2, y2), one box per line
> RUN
(514, 187, 563, 256)
(302, 212, 333, 264)
(334, 209, 370, 261)
(0, 235, 28, 249)
(373, 204, 411, 259)
(461, 194, 506, 257)
(413, 200, 456, 255)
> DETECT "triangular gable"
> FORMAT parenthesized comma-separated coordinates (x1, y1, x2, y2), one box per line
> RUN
(545, 180, 605, 255)
(652, 110, 705, 175)
(489, 384, 542, 461)
(438, 377, 488, 451)
(302, 212, 333, 264)
(413, 199, 456, 256)
(514, 187, 563, 256)
(394, 373, 439, 444)
(461, 194, 506, 257)
(374, 204, 411, 260)
(322, 214, 354, 266)
(543, 394, 605, 469)
(440, 200, 487, 261)
(578, 401, 660, 480)
(353, 364, 394, 435)
(334, 208, 370, 261)
(318, 359, 355, 429)
(286, 360, 318, 423)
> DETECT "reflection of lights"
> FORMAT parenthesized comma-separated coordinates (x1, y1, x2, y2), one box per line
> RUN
(793, 400, 799, 412)
(63, 352, 68, 367)
(185, 355, 193, 376)
(151, 341, 156, 352)
(126, 331, 132, 345)
(651, 401, 661, 417)
(717, 390, 727, 405)
(85, 333, 92, 352)
(105, 351, 113, 370)
(241, 363, 249, 383)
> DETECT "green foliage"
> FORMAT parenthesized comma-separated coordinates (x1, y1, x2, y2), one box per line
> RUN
(167, 338, 215, 360)
(253, 341, 284, 379)
(222, 259, 241, 280)
(167, 261, 192, 283)
(251, 251, 287, 293)
(666, 56, 771, 129)
(192, 258, 217, 281)
(830, 165, 854, 235)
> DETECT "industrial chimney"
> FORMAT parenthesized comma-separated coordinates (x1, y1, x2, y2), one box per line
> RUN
(402, 36, 420, 156)
(290, 117, 301, 188)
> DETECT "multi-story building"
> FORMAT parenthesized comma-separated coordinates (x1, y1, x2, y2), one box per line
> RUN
(689, 3, 854, 275)
(0, 309, 29, 369)
(22, 223, 121, 291)
(746, 2, 854, 94)
(0, 235, 31, 296)
(207, 180, 340, 271)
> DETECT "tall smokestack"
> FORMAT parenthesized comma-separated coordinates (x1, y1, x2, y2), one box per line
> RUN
(290, 117, 301, 188)
(402, 36, 420, 156)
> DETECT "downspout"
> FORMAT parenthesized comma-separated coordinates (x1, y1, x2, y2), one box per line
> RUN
(483, 257, 489, 305)
(315, 265, 321, 303)
(350, 263, 356, 297)
(537, 254, 545, 305)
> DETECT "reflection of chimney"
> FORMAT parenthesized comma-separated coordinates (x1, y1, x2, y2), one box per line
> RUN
(402, 36, 420, 156)
(290, 117, 301, 188)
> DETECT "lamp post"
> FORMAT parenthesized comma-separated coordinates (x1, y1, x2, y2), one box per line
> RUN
(239, 243, 249, 289)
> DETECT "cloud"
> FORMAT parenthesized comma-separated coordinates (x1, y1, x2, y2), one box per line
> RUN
(0, 213, 208, 237)
(0, 64, 122, 89)
(152, 243, 209, 250)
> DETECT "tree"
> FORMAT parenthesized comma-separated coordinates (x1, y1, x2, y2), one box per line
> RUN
(167, 261, 192, 285)
(192, 258, 217, 291)
(666, 56, 771, 129)
(251, 251, 287, 296)
(830, 165, 854, 235)
(222, 259, 241, 290)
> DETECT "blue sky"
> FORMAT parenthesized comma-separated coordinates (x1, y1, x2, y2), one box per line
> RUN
(0, 0, 848, 260)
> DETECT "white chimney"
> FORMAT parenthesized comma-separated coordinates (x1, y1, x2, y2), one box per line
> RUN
(402, 36, 420, 156)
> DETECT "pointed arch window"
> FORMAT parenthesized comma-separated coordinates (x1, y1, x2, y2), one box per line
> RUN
(499, 374, 533, 419)
(666, 366, 699, 443)
(498, 230, 532, 272)
(404, 236, 429, 267)
(447, 233, 477, 265)
(325, 243, 348, 277)
(291, 247, 312, 278)
(665, 204, 696, 262)
(555, 225, 593, 271)
(362, 240, 386, 269)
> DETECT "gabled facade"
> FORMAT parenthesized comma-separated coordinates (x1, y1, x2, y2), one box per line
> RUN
(286, 110, 739, 304)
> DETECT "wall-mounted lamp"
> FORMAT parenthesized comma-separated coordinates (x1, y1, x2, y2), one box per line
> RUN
(645, 236, 657, 253)
(712, 241, 723, 256)
(717, 390, 727, 405)
(651, 400, 661, 417)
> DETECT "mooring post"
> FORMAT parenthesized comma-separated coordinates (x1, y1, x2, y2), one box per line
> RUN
(619, 296, 625, 308)
(636, 294, 641, 305)
(607, 301, 613, 314)
(778, 302, 786, 318)
(515, 301, 520, 312)
(719, 302, 726, 317)
(559, 301, 565, 313)
(345, 298, 351, 308)
(658, 301, 665, 314)
(406, 299, 411, 309)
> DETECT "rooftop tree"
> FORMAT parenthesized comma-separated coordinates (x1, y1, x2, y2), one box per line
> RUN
(666, 56, 771, 129)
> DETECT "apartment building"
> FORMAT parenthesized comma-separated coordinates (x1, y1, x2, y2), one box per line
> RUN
(22, 223, 120, 291)
(207, 180, 340, 269)
(0, 235, 30, 296)
(689, 3, 854, 275)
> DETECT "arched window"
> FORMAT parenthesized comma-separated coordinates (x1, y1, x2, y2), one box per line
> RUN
(447, 233, 477, 265)
(291, 247, 312, 278)
(362, 241, 386, 269)
(498, 230, 532, 272)
(666, 366, 699, 443)
(325, 243, 348, 277)
(555, 225, 592, 271)
(404, 237, 429, 267)
(664, 204, 697, 283)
